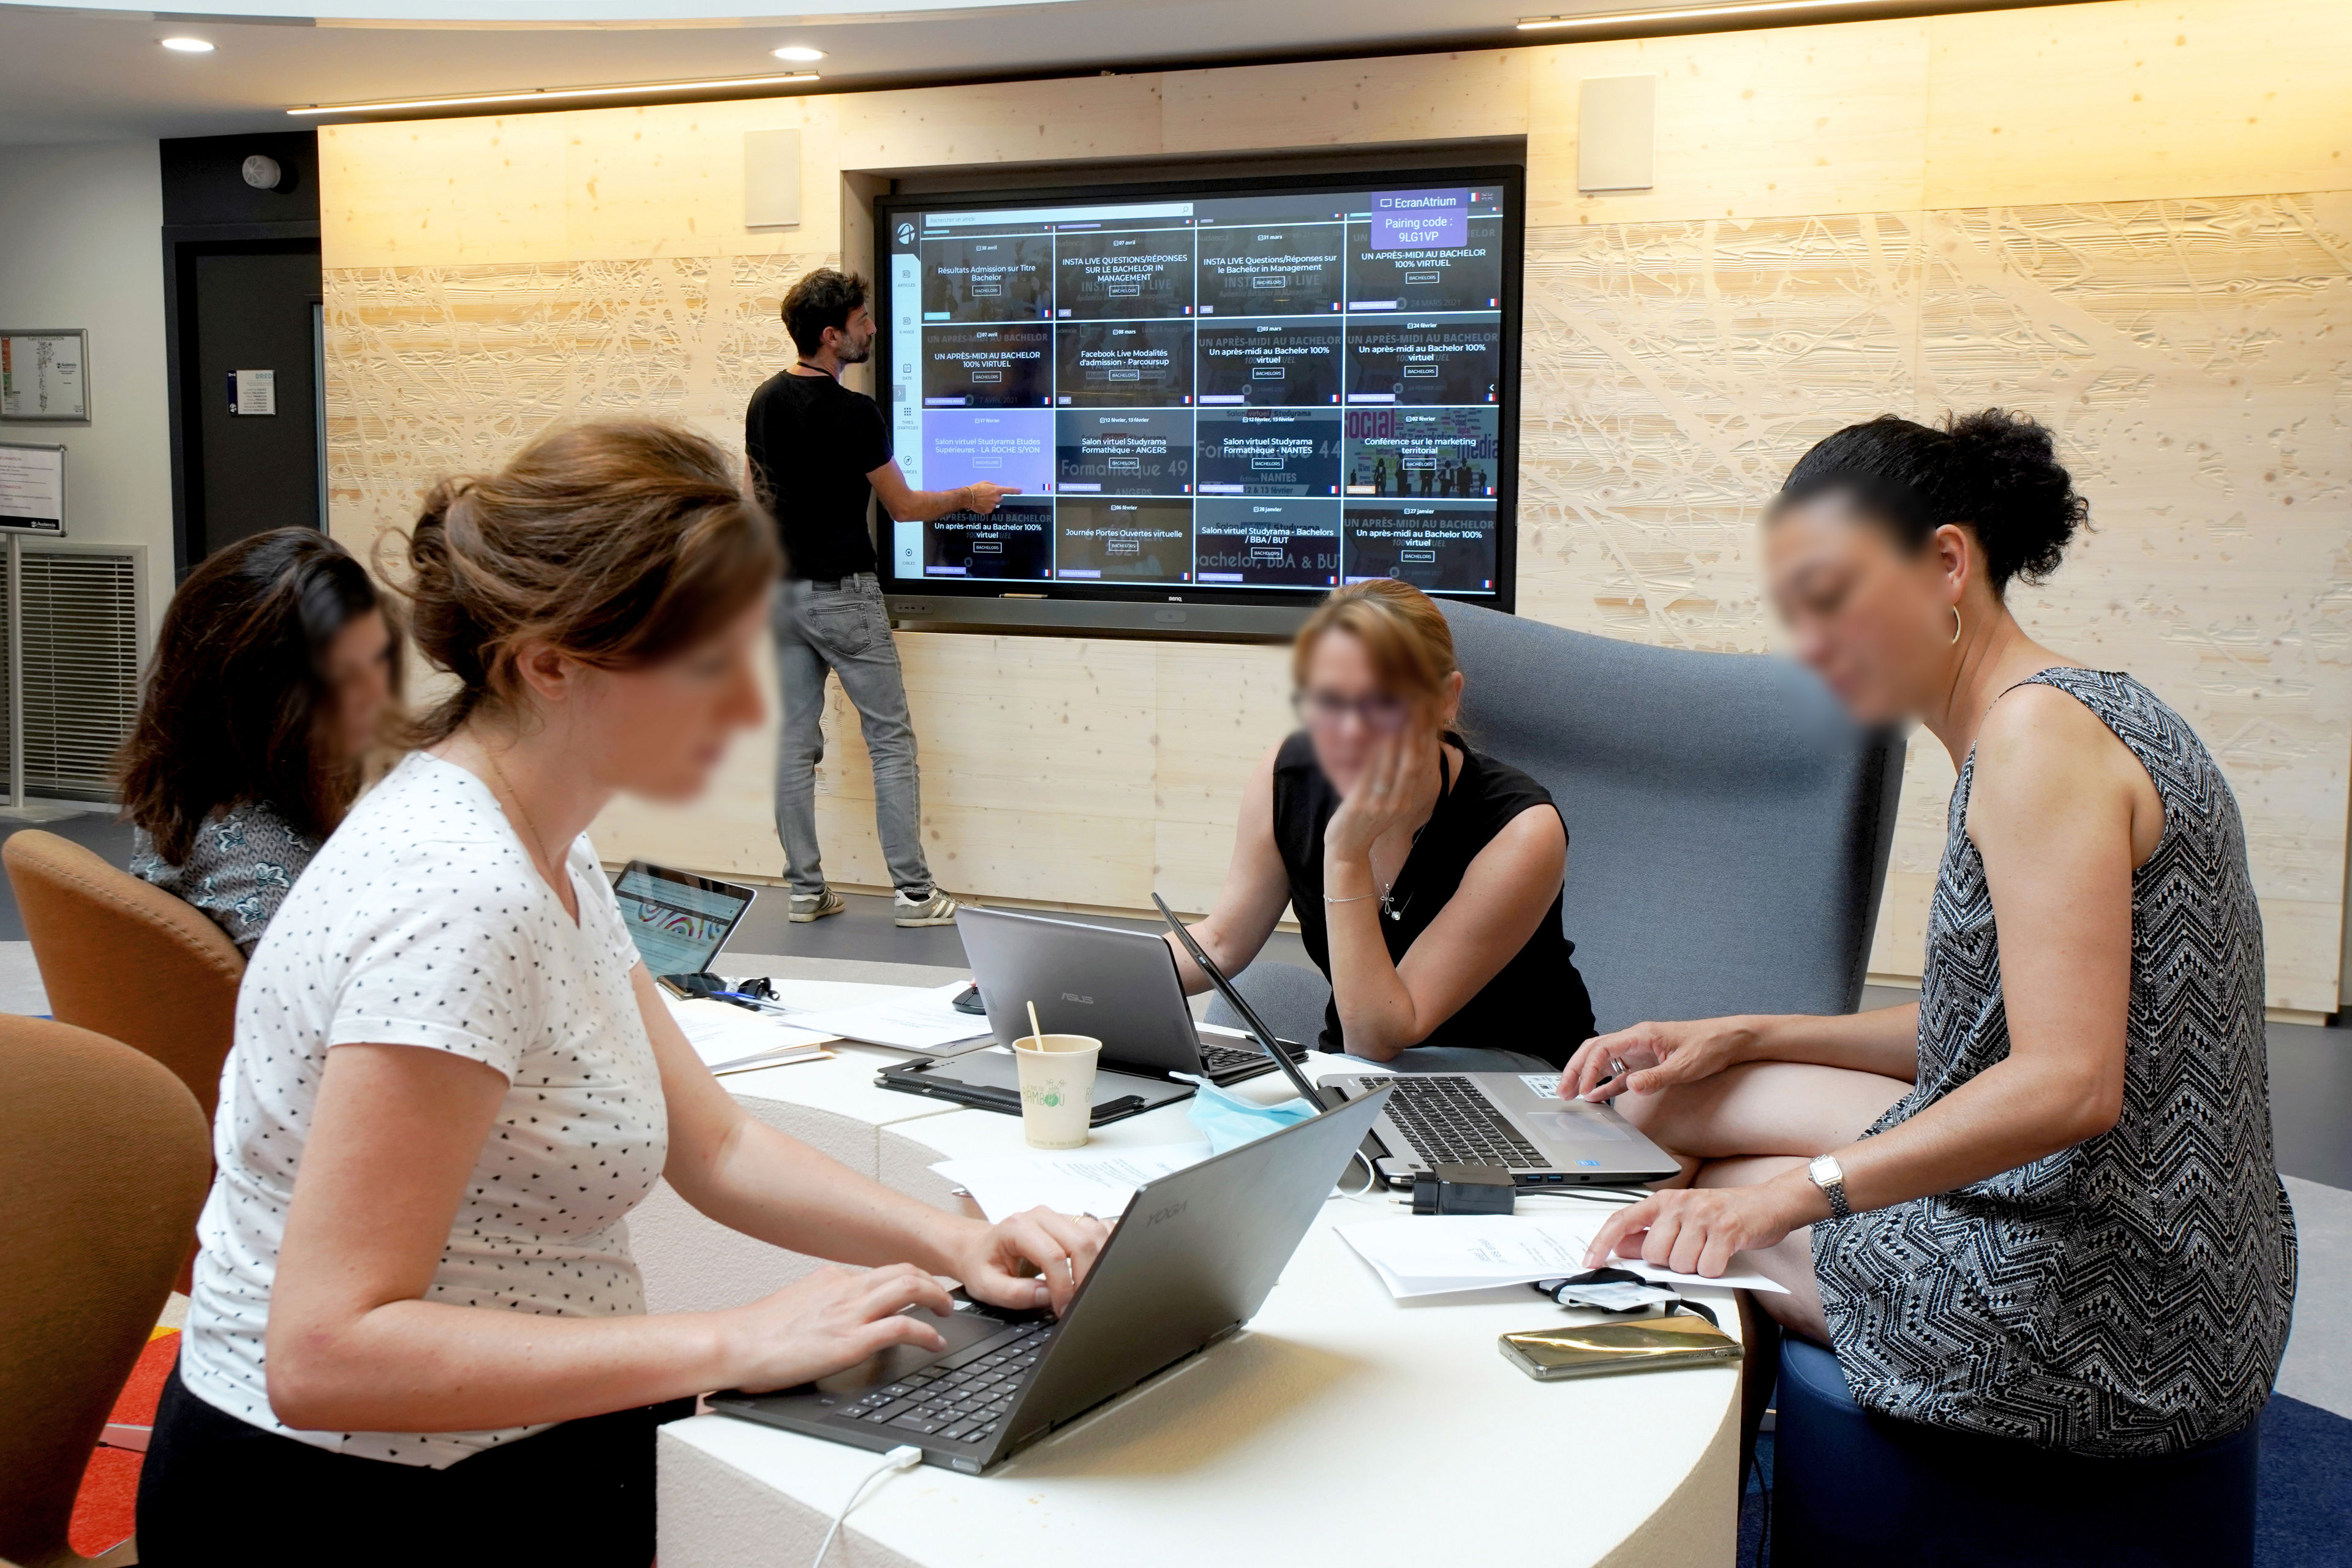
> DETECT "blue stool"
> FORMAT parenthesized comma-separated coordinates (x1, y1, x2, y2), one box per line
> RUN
(1772, 1336, 2258, 1567)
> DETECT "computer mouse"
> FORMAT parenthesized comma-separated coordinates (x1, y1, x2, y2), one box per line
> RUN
(952, 983, 986, 1016)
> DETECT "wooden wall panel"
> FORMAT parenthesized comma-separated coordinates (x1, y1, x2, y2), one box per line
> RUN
(1516, 211, 1926, 646)
(320, 116, 569, 268)
(1161, 50, 1528, 154)
(1522, 23, 1932, 228)
(564, 99, 837, 262)
(1913, 195, 2352, 1010)
(1922, 0, 2352, 208)
(322, 0, 2352, 1009)
(1151, 642, 1295, 912)
(325, 252, 817, 565)
(834, 75, 1167, 170)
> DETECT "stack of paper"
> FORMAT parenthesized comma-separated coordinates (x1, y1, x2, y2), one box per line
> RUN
(927, 1141, 1215, 1221)
(1335, 1214, 1787, 1298)
(665, 997, 835, 1075)
(786, 980, 992, 1054)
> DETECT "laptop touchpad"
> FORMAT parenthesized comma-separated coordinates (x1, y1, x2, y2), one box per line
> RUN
(813, 1305, 1000, 1393)
(1520, 1109, 1632, 1143)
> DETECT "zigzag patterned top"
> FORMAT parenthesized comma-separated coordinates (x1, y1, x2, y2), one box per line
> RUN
(1812, 668, 2297, 1457)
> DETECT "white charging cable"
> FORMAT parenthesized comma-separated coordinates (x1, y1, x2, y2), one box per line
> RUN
(809, 1443, 923, 1568)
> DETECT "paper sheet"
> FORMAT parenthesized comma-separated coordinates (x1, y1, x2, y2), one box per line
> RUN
(929, 1141, 1215, 1221)
(785, 980, 992, 1053)
(664, 997, 835, 1074)
(1335, 1215, 1787, 1298)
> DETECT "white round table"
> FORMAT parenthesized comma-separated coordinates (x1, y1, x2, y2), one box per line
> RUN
(636, 1034, 1743, 1567)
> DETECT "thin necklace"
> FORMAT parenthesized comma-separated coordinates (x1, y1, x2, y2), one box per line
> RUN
(484, 748, 556, 881)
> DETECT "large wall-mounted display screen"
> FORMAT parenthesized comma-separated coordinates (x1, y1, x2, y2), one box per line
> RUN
(875, 168, 1520, 625)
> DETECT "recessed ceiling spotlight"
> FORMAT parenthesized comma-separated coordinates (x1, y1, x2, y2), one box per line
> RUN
(161, 36, 216, 52)
(771, 47, 826, 62)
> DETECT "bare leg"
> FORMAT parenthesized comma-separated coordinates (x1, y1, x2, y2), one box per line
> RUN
(1616, 1061, 1910, 1163)
(1696, 1156, 1831, 1345)
(1612, 1064, 1909, 1347)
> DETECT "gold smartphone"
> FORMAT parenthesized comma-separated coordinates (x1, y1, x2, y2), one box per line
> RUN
(1500, 1314, 1743, 1381)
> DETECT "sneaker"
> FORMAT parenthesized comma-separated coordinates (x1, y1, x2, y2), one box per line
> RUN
(788, 887, 845, 922)
(892, 888, 961, 927)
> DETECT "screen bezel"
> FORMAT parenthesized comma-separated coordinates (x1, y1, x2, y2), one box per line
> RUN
(873, 164, 1523, 616)
(610, 859, 758, 971)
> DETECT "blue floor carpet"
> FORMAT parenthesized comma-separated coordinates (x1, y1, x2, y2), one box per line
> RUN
(1736, 1393, 2352, 1566)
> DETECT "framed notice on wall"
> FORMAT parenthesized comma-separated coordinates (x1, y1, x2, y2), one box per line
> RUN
(0, 330, 89, 421)
(0, 442, 66, 534)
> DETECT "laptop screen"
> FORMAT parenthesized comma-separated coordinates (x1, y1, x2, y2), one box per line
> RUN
(613, 862, 752, 977)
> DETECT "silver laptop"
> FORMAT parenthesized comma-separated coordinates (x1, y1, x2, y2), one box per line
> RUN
(956, 905, 1294, 1088)
(1152, 894, 1680, 1190)
(709, 1080, 1391, 1474)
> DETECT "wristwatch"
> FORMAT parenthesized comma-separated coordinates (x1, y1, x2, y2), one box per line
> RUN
(1807, 1154, 1852, 1219)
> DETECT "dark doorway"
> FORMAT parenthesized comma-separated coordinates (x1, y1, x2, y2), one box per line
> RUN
(186, 244, 323, 556)
(160, 131, 322, 576)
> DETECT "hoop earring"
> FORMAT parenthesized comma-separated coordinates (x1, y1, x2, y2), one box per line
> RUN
(1949, 605, 1964, 646)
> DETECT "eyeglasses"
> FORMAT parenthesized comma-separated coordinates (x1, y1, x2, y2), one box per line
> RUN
(1293, 688, 1409, 733)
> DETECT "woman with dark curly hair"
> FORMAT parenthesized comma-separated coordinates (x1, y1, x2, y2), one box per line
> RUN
(1564, 410, 2295, 1458)
(118, 528, 399, 955)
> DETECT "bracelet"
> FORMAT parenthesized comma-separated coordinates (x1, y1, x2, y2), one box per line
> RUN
(1323, 891, 1379, 905)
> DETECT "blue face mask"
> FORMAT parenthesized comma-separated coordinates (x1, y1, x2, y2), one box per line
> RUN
(1172, 1072, 1316, 1154)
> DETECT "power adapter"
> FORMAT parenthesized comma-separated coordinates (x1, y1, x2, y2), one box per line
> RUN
(1410, 1162, 1518, 1215)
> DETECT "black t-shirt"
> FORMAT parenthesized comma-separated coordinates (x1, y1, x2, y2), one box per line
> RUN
(744, 369, 892, 581)
(1271, 731, 1596, 1067)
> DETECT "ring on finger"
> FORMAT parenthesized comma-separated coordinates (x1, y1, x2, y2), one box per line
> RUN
(1610, 1057, 1627, 1078)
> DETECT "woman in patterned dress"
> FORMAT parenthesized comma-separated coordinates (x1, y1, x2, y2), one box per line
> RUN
(1563, 410, 2296, 1456)
(119, 528, 401, 956)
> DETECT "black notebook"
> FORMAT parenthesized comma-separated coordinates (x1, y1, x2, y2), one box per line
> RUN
(875, 1047, 1194, 1126)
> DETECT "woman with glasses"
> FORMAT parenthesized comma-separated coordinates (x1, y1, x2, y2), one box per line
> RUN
(1167, 578, 1594, 1072)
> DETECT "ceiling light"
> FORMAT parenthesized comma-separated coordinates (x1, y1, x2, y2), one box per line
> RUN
(160, 37, 214, 52)
(1518, 0, 1864, 28)
(287, 72, 819, 117)
(771, 47, 826, 62)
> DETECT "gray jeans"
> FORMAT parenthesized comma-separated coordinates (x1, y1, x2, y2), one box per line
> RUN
(772, 575, 933, 899)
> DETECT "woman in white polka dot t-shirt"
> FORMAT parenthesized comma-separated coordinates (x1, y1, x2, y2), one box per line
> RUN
(137, 422, 1109, 1566)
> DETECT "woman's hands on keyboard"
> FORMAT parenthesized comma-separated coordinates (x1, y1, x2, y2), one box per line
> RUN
(722, 1262, 957, 1393)
(948, 1207, 1113, 1316)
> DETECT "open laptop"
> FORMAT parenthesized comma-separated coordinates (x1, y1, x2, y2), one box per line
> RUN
(611, 860, 756, 989)
(708, 1079, 1390, 1474)
(957, 905, 1300, 1088)
(1153, 894, 1681, 1190)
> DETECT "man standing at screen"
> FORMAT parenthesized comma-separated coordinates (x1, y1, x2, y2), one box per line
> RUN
(747, 268, 1013, 925)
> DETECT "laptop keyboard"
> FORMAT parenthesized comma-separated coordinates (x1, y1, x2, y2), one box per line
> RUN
(1381, 1076, 1545, 1169)
(1199, 1041, 1275, 1077)
(833, 1319, 1058, 1445)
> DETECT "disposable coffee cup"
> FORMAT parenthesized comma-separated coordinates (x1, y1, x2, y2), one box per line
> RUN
(1012, 1033, 1101, 1150)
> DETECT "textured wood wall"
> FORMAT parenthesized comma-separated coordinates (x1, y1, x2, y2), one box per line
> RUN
(320, 0, 2352, 1012)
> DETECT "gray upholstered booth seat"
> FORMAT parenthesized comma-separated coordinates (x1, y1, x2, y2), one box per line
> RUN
(1202, 960, 1333, 1052)
(1433, 601, 1904, 1036)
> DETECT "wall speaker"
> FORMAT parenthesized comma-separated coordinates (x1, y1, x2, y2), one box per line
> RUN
(744, 129, 803, 230)
(1578, 76, 1656, 194)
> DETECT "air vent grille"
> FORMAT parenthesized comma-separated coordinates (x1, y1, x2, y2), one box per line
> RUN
(0, 545, 145, 803)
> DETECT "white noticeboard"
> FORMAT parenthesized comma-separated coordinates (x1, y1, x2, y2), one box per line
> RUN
(0, 442, 64, 535)
(0, 330, 89, 421)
